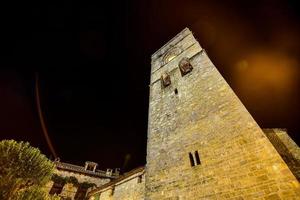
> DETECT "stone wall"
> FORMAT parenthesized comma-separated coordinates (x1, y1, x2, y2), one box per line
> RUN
(54, 169, 111, 187)
(111, 174, 145, 200)
(263, 129, 300, 181)
(88, 167, 145, 200)
(46, 169, 111, 200)
(45, 181, 55, 194)
(60, 183, 78, 199)
(145, 28, 300, 199)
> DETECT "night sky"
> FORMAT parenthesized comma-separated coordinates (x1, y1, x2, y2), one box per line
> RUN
(0, 0, 300, 172)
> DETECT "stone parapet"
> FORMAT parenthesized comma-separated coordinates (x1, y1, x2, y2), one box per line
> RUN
(55, 161, 118, 179)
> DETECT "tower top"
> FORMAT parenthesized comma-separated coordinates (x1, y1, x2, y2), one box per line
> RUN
(150, 28, 203, 84)
(151, 27, 191, 60)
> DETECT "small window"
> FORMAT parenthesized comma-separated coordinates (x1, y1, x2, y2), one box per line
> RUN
(189, 151, 201, 167)
(195, 151, 201, 165)
(137, 175, 142, 183)
(179, 57, 193, 76)
(161, 72, 171, 87)
(174, 88, 178, 95)
(74, 186, 89, 200)
(111, 187, 115, 196)
(189, 152, 195, 167)
(49, 182, 64, 195)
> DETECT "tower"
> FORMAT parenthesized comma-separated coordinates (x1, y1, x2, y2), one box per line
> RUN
(145, 28, 300, 199)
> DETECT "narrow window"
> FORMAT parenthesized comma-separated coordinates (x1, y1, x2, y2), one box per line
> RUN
(195, 151, 201, 165)
(137, 175, 142, 183)
(74, 185, 88, 199)
(189, 152, 195, 167)
(49, 182, 64, 195)
(179, 57, 193, 76)
(111, 187, 115, 196)
(174, 88, 178, 95)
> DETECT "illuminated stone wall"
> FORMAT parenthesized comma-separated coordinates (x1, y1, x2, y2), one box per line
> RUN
(145, 28, 300, 199)
(46, 169, 111, 200)
(60, 183, 78, 199)
(96, 189, 112, 200)
(263, 128, 300, 181)
(54, 169, 111, 187)
(88, 169, 145, 200)
(111, 174, 145, 200)
(45, 181, 54, 193)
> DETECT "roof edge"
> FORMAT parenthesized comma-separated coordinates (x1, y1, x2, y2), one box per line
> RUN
(88, 166, 145, 196)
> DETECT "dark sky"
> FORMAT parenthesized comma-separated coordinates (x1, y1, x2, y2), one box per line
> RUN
(0, 0, 300, 172)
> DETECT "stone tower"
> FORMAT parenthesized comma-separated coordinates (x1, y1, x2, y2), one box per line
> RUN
(145, 28, 300, 199)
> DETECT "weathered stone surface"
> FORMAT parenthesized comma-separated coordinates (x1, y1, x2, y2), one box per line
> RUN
(88, 167, 145, 200)
(263, 129, 300, 181)
(60, 183, 78, 199)
(46, 168, 111, 199)
(145, 28, 300, 200)
(45, 181, 55, 193)
(54, 169, 111, 187)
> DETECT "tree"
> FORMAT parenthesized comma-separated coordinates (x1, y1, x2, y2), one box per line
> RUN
(0, 140, 58, 200)
(14, 185, 60, 200)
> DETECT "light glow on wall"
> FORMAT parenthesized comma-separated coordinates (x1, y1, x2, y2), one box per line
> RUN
(167, 55, 176, 62)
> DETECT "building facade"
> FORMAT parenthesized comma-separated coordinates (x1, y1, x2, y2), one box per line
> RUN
(57, 28, 300, 200)
(46, 160, 119, 200)
(145, 27, 300, 200)
(88, 167, 145, 200)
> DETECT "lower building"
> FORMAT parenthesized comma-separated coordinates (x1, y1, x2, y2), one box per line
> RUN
(88, 167, 145, 200)
(46, 160, 119, 200)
